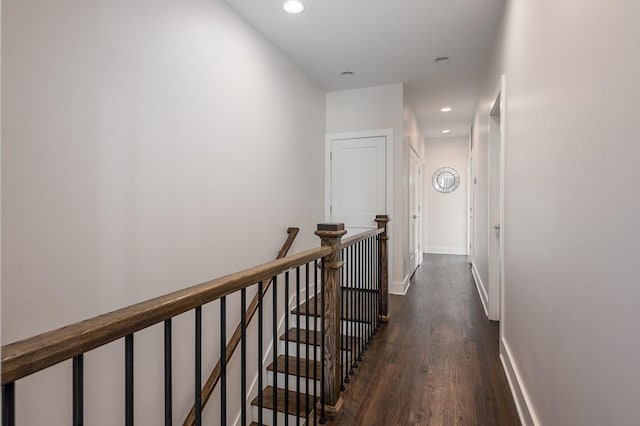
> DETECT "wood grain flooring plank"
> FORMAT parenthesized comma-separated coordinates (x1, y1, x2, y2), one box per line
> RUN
(328, 254, 520, 426)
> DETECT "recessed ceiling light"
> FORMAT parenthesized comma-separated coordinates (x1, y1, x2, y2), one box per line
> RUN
(441, 129, 451, 134)
(440, 107, 452, 112)
(434, 56, 450, 64)
(283, 0, 305, 14)
(340, 71, 356, 78)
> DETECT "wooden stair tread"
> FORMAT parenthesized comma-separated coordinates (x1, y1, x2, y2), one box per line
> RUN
(279, 328, 359, 349)
(292, 291, 379, 322)
(267, 355, 320, 379)
(250, 386, 317, 417)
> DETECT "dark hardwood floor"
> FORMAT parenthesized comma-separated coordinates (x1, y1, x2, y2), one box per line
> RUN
(329, 254, 520, 426)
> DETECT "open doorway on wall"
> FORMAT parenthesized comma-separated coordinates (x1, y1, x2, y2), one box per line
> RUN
(488, 76, 506, 322)
(409, 145, 422, 275)
(468, 131, 474, 262)
(424, 136, 469, 257)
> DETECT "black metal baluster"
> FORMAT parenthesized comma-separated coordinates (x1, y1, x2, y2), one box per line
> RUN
(361, 241, 366, 358)
(125, 334, 134, 426)
(372, 235, 380, 334)
(305, 263, 311, 423)
(194, 307, 202, 426)
(366, 237, 371, 347)
(285, 271, 290, 426)
(296, 267, 301, 426)
(367, 238, 373, 345)
(346, 246, 353, 380)
(73, 355, 83, 426)
(354, 243, 360, 366)
(364, 238, 369, 347)
(320, 258, 327, 424)
(371, 237, 375, 336)
(358, 242, 364, 362)
(366, 239, 370, 344)
(362, 240, 367, 356)
(341, 247, 347, 389)
(164, 320, 172, 426)
(362, 240, 367, 351)
(273, 276, 279, 426)
(375, 235, 379, 330)
(241, 289, 247, 426)
(375, 235, 380, 330)
(221, 296, 227, 425)
(313, 260, 318, 426)
(369, 238, 373, 342)
(2, 383, 15, 426)
(258, 281, 264, 426)
(350, 244, 356, 373)
(373, 237, 377, 332)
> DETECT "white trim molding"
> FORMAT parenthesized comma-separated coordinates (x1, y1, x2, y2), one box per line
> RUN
(500, 338, 541, 426)
(471, 261, 489, 317)
(425, 246, 469, 256)
(390, 274, 411, 295)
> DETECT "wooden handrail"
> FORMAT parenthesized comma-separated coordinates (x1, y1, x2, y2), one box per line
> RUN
(2, 242, 331, 385)
(341, 227, 384, 248)
(183, 227, 299, 426)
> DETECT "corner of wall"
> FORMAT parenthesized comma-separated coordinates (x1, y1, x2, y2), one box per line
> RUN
(390, 274, 410, 295)
(499, 338, 540, 426)
(471, 261, 489, 317)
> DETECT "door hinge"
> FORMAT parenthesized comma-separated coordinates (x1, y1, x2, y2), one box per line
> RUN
(330, 205, 333, 214)
(330, 152, 333, 161)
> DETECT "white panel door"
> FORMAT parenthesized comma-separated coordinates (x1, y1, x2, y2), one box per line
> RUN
(330, 137, 386, 232)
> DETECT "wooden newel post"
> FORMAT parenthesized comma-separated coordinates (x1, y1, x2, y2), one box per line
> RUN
(375, 215, 391, 320)
(315, 223, 347, 415)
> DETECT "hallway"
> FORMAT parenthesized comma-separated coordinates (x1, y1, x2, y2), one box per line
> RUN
(330, 254, 519, 425)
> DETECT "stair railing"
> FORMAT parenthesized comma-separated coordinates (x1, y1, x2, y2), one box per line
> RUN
(336, 215, 390, 398)
(182, 227, 299, 426)
(1, 216, 390, 426)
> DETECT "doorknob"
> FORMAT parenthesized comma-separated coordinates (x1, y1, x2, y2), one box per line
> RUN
(494, 225, 501, 230)
(413, 215, 419, 219)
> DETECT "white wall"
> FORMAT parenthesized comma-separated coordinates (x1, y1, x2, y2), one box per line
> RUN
(2, 0, 325, 424)
(473, 1, 640, 425)
(325, 83, 408, 293)
(424, 136, 468, 255)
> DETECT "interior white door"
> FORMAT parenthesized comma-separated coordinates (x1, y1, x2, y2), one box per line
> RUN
(330, 137, 386, 233)
(409, 148, 421, 272)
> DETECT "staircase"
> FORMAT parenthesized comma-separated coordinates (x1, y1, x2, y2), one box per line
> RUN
(250, 291, 367, 425)
(1, 217, 391, 426)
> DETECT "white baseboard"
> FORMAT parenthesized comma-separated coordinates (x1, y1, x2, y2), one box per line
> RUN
(471, 261, 489, 318)
(425, 246, 469, 255)
(500, 338, 540, 426)
(390, 274, 410, 295)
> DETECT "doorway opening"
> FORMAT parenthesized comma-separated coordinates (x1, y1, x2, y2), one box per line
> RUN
(409, 145, 422, 275)
(488, 76, 506, 322)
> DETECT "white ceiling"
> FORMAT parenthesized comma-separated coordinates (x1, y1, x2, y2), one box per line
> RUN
(223, 0, 506, 138)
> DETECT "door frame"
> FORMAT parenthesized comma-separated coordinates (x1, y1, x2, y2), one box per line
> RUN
(488, 75, 506, 322)
(408, 144, 422, 273)
(324, 129, 394, 223)
(468, 132, 474, 259)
